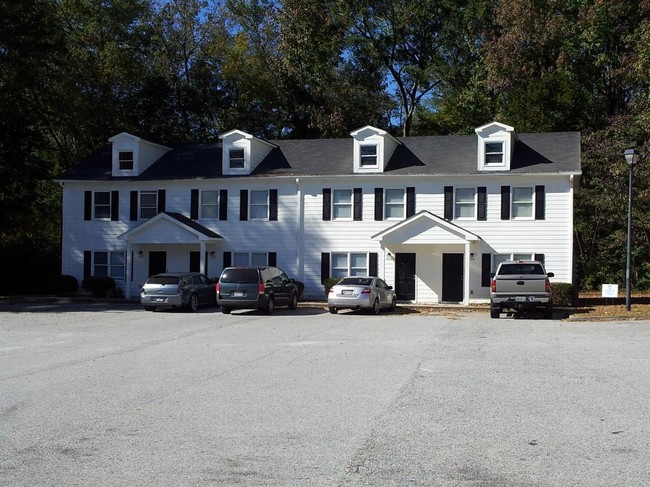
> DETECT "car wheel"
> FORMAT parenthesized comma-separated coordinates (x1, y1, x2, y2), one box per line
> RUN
(187, 294, 199, 312)
(371, 298, 380, 315)
(389, 296, 397, 312)
(490, 307, 500, 319)
(288, 292, 298, 310)
(329, 307, 338, 314)
(144, 305, 155, 312)
(221, 306, 231, 314)
(265, 297, 274, 315)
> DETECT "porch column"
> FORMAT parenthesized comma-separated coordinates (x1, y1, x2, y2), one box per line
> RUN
(199, 241, 206, 274)
(125, 243, 132, 298)
(463, 242, 471, 305)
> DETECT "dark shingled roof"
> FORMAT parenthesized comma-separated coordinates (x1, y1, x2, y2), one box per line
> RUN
(56, 131, 581, 181)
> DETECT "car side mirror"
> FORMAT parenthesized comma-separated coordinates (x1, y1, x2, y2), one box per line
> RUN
(386, 286, 393, 290)
(547, 272, 554, 278)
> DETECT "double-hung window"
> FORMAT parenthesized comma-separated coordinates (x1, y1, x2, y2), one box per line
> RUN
(360, 144, 378, 167)
(385, 189, 405, 219)
(118, 151, 134, 170)
(94, 192, 111, 219)
(331, 252, 368, 278)
(512, 187, 534, 218)
(93, 251, 125, 280)
(455, 188, 476, 219)
(333, 190, 352, 220)
(250, 190, 269, 220)
(484, 142, 504, 165)
(234, 252, 269, 266)
(139, 191, 158, 219)
(201, 191, 219, 219)
(229, 149, 245, 169)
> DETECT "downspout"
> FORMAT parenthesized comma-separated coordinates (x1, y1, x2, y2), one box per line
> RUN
(296, 178, 303, 281)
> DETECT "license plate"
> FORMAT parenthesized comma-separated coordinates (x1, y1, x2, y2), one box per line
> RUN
(516, 296, 526, 302)
(233, 291, 244, 297)
(153, 297, 166, 303)
(342, 290, 353, 295)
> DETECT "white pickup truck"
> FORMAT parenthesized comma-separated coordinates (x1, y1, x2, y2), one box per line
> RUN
(489, 260, 554, 319)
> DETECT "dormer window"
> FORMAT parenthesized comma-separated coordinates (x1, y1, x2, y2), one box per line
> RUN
(118, 151, 134, 171)
(229, 149, 245, 169)
(360, 145, 378, 167)
(484, 142, 504, 165)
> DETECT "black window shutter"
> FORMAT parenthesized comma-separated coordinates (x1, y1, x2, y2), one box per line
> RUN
(84, 191, 92, 221)
(501, 186, 510, 220)
(477, 187, 487, 221)
(190, 189, 199, 219)
(240, 190, 248, 220)
(374, 188, 383, 221)
(369, 253, 378, 276)
(223, 251, 232, 268)
(406, 187, 415, 218)
(444, 186, 453, 220)
(481, 253, 492, 287)
(353, 188, 363, 221)
(321, 253, 330, 284)
(111, 191, 119, 221)
(535, 185, 545, 220)
(534, 253, 545, 265)
(157, 189, 166, 213)
(322, 188, 331, 221)
(219, 189, 228, 220)
(269, 189, 278, 221)
(83, 251, 92, 279)
(268, 252, 277, 266)
(130, 191, 138, 221)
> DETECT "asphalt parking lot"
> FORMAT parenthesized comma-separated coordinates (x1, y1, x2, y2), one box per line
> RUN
(1, 302, 649, 486)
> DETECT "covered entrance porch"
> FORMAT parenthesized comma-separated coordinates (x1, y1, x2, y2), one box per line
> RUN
(372, 211, 481, 305)
(119, 212, 223, 298)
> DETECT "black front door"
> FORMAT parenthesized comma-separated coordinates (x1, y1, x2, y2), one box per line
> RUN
(395, 253, 416, 300)
(442, 253, 463, 302)
(148, 251, 166, 277)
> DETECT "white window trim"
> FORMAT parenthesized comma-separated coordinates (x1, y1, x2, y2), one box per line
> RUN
(511, 186, 535, 220)
(229, 148, 246, 169)
(332, 189, 353, 221)
(249, 190, 269, 221)
(454, 187, 477, 220)
(384, 188, 406, 220)
(139, 190, 158, 220)
(492, 253, 534, 272)
(93, 251, 126, 281)
(331, 252, 369, 278)
(93, 191, 112, 220)
(200, 190, 219, 219)
(118, 151, 134, 171)
(233, 252, 270, 266)
(359, 144, 379, 168)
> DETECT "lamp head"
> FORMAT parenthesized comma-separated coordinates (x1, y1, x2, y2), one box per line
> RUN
(624, 148, 641, 167)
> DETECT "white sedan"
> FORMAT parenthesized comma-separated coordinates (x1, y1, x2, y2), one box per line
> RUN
(327, 276, 397, 314)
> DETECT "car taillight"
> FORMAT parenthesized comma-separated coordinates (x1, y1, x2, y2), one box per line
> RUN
(216, 282, 220, 294)
(361, 288, 371, 294)
(258, 283, 265, 295)
(491, 279, 496, 292)
(329, 288, 335, 293)
(545, 278, 551, 293)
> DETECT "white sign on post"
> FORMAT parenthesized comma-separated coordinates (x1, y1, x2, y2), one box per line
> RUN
(602, 284, 619, 298)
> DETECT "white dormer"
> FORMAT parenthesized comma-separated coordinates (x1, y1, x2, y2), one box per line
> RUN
(350, 126, 400, 174)
(108, 132, 171, 177)
(219, 130, 276, 176)
(475, 122, 517, 171)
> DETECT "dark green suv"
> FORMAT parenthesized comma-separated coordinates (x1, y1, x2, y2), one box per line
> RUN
(216, 266, 299, 314)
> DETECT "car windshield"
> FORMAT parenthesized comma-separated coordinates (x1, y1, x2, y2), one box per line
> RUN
(338, 277, 373, 286)
(220, 268, 260, 283)
(498, 264, 544, 275)
(147, 276, 180, 285)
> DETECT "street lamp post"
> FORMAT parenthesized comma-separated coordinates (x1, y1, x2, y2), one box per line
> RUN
(624, 148, 641, 311)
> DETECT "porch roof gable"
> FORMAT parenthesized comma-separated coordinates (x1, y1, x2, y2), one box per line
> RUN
(372, 210, 481, 245)
(118, 212, 223, 244)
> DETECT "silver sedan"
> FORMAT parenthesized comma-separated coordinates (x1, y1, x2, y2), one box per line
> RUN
(327, 276, 397, 314)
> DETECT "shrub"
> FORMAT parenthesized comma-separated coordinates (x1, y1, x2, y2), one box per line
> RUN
(551, 282, 577, 307)
(82, 276, 116, 297)
(324, 277, 342, 298)
(47, 275, 78, 295)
